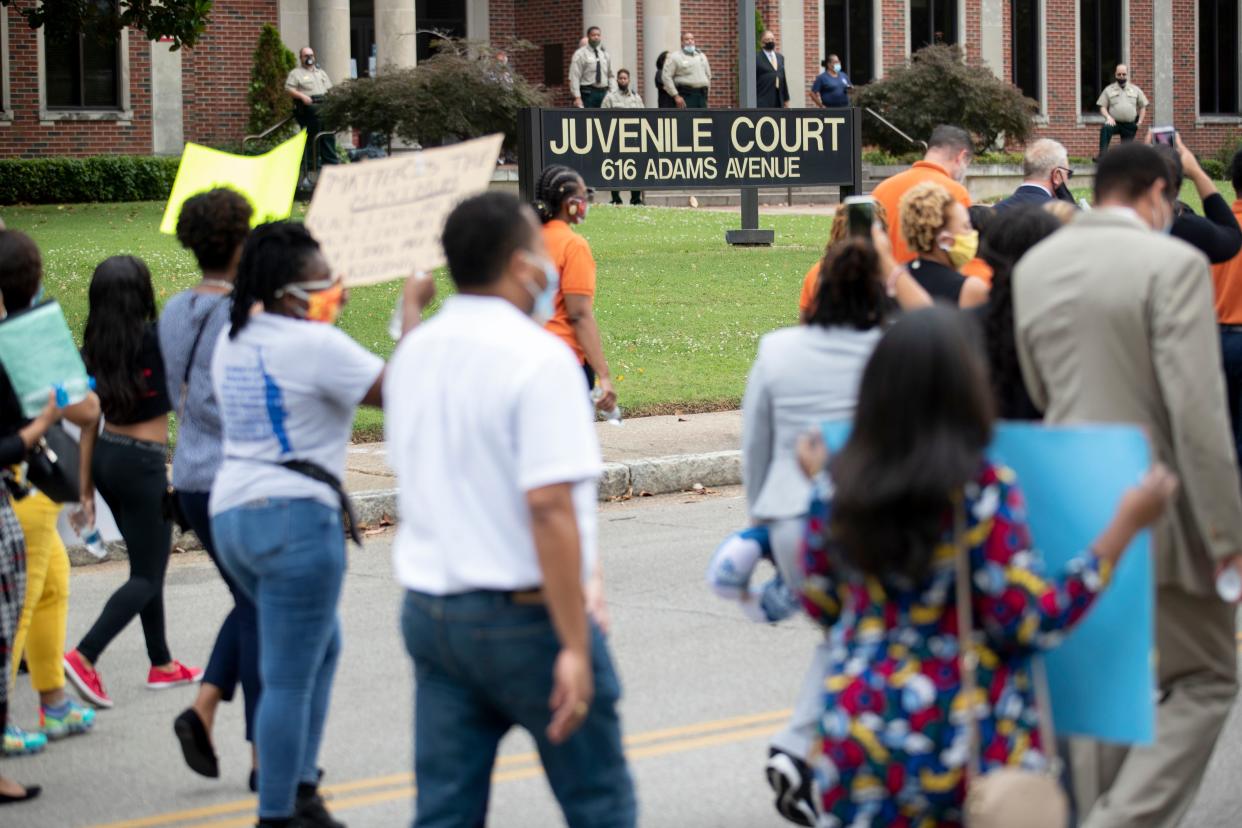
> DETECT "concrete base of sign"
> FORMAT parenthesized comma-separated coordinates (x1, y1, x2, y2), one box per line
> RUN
(725, 228, 775, 246)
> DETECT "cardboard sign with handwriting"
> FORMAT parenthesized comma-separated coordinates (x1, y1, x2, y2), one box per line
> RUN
(305, 134, 504, 286)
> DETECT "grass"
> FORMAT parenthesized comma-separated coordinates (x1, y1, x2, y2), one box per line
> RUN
(4, 202, 832, 441)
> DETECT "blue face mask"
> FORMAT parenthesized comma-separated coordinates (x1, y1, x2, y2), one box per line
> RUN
(683, 44, 696, 55)
(30, 284, 45, 308)
(524, 257, 560, 324)
(832, 63, 842, 72)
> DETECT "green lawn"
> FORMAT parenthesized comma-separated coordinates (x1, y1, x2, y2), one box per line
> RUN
(3, 202, 831, 440)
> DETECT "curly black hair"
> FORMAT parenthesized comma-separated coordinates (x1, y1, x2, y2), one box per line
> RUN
(175, 188, 254, 272)
(532, 165, 585, 224)
(807, 238, 889, 331)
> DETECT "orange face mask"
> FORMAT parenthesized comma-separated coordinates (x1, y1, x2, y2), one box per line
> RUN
(284, 280, 345, 325)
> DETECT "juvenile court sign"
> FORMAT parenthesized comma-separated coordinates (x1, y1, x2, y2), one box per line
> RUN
(519, 107, 863, 194)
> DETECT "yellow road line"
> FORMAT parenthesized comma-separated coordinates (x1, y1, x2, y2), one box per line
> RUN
(177, 723, 786, 828)
(91, 708, 791, 828)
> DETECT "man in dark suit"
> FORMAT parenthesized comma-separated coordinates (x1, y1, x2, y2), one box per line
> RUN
(756, 31, 790, 109)
(995, 138, 1075, 212)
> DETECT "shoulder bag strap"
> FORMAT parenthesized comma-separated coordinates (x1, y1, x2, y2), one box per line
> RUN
(954, 496, 1062, 785)
(178, 297, 226, 421)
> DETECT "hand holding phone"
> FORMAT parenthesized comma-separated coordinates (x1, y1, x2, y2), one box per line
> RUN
(843, 196, 876, 238)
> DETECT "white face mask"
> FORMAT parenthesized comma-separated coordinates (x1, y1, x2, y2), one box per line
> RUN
(683, 44, 696, 55)
(522, 256, 560, 324)
(832, 63, 842, 72)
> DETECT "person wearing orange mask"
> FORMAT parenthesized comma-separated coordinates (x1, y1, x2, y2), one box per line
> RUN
(207, 222, 433, 828)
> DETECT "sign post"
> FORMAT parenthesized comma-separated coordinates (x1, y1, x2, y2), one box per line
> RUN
(726, 0, 772, 246)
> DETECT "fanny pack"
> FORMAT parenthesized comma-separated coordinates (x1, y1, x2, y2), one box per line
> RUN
(278, 459, 363, 546)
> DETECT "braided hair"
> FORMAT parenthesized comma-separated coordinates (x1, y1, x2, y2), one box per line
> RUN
(532, 165, 584, 224)
(230, 221, 321, 339)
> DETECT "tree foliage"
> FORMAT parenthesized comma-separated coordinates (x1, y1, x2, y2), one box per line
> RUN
(1, 0, 214, 49)
(319, 38, 549, 152)
(851, 44, 1037, 154)
(248, 24, 297, 135)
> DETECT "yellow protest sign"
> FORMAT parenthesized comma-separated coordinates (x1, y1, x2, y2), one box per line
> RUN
(304, 133, 504, 287)
(159, 131, 308, 234)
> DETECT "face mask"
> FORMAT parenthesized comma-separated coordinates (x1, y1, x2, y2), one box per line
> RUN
(1160, 199, 1176, 234)
(283, 280, 344, 324)
(29, 284, 44, 308)
(618, 83, 629, 92)
(304, 55, 315, 67)
(1116, 77, 1127, 86)
(1054, 182, 1075, 203)
(567, 196, 589, 223)
(683, 44, 696, 55)
(589, 38, 602, 49)
(832, 63, 842, 72)
(940, 230, 979, 270)
(762, 42, 775, 51)
(523, 257, 560, 324)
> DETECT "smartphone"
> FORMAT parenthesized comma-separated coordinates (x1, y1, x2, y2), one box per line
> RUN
(843, 196, 876, 238)
(1152, 126, 1176, 146)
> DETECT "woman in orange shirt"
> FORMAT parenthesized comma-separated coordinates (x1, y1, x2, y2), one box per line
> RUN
(532, 165, 617, 413)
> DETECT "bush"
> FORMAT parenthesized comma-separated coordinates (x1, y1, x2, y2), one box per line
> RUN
(248, 24, 297, 136)
(1201, 158, 1228, 181)
(852, 44, 1037, 154)
(320, 37, 549, 152)
(0, 156, 181, 205)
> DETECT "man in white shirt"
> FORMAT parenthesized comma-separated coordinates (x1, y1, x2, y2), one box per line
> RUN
(384, 192, 636, 828)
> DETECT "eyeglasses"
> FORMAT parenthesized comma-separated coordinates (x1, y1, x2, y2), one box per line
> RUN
(1055, 167, 1075, 179)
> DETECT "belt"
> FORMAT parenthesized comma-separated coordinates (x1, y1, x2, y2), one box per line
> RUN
(676, 84, 708, 91)
(1221, 324, 1242, 332)
(509, 587, 545, 605)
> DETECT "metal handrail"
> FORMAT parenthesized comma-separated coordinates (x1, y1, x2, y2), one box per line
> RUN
(864, 108, 928, 151)
(242, 115, 295, 151)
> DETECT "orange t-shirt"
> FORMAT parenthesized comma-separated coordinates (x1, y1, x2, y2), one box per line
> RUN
(870, 160, 990, 281)
(542, 219, 596, 363)
(799, 258, 823, 314)
(1212, 200, 1242, 325)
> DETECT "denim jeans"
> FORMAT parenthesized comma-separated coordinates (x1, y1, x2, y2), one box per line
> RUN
(1220, 326, 1242, 468)
(401, 590, 637, 828)
(213, 498, 345, 819)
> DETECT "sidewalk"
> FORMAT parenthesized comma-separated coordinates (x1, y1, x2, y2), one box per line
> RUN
(68, 411, 744, 565)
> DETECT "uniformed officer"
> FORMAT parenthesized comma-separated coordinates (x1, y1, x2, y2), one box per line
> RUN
(602, 69, 645, 206)
(569, 27, 614, 109)
(661, 32, 711, 109)
(285, 46, 340, 168)
(1096, 64, 1148, 156)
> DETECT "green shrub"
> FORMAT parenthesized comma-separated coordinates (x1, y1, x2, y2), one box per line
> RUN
(248, 24, 298, 136)
(1201, 158, 1227, 181)
(0, 156, 181, 205)
(1213, 135, 1242, 179)
(320, 37, 549, 152)
(852, 44, 1037, 154)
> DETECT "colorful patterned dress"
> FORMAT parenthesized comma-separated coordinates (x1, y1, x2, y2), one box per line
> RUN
(799, 462, 1111, 827)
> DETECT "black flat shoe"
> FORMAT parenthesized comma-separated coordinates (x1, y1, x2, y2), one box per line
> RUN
(249, 769, 258, 792)
(174, 708, 219, 778)
(0, 784, 42, 804)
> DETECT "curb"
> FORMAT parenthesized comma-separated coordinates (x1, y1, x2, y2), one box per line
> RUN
(66, 449, 743, 567)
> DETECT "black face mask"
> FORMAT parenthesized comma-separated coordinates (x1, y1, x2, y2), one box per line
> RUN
(762, 42, 775, 51)
(618, 83, 629, 92)
(1116, 77, 1127, 86)
(1055, 182, 1075, 203)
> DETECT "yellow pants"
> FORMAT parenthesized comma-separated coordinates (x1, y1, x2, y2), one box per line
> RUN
(10, 491, 68, 694)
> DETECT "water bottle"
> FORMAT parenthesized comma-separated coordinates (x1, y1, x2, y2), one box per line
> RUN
(387, 295, 404, 340)
(591, 386, 622, 427)
(70, 506, 107, 560)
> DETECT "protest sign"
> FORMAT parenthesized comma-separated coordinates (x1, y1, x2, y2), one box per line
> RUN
(304, 133, 504, 287)
(0, 301, 91, 418)
(159, 131, 307, 235)
(820, 420, 1155, 745)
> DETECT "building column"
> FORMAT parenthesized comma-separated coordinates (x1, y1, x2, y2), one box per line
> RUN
(778, 0, 806, 106)
(642, 0, 680, 107)
(280, 0, 311, 54)
(1152, 0, 1173, 124)
(150, 40, 184, 154)
(375, 0, 417, 71)
(584, 0, 624, 86)
(621, 0, 639, 81)
(309, 0, 351, 87)
(467, 0, 490, 45)
(980, 0, 1004, 78)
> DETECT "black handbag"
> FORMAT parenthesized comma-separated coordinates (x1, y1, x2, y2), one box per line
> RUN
(26, 422, 80, 504)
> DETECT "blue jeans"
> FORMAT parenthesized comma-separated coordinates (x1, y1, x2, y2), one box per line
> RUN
(1221, 327, 1242, 468)
(401, 590, 636, 828)
(213, 498, 345, 819)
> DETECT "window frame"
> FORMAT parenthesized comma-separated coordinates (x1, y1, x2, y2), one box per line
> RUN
(825, 0, 877, 85)
(909, 0, 960, 53)
(37, 17, 133, 121)
(1075, 0, 1128, 123)
(0, 11, 11, 122)
(1011, 0, 1046, 115)
(1197, 0, 1242, 121)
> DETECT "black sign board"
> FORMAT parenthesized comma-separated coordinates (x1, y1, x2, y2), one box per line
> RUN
(518, 107, 863, 198)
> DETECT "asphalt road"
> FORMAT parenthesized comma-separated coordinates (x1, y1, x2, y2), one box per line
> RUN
(6, 488, 1242, 827)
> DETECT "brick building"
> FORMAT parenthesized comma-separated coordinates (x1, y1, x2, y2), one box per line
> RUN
(0, 0, 1237, 158)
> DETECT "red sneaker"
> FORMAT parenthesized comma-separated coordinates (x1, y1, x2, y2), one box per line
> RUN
(63, 650, 113, 709)
(146, 661, 204, 690)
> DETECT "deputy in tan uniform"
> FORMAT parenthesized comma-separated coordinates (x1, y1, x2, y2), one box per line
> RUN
(603, 69, 644, 206)
(661, 32, 711, 109)
(285, 46, 339, 167)
(569, 26, 614, 109)
(1097, 63, 1148, 156)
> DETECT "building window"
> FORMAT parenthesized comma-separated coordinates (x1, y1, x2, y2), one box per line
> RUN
(825, 0, 875, 85)
(1200, 0, 1240, 114)
(1079, 0, 1123, 113)
(1012, 0, 1040, 102)
(416, 0, 467, 61)
(910, 0, 958, 52)
(44, 5, 122, 109)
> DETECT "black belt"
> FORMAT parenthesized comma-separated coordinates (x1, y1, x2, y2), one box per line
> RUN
(280, 459, 362, 545)
(1221, 325, 1242, 332)
(676, 84, 708, 92)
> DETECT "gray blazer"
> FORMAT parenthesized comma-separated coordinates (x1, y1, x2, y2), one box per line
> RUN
(1014, 208, 1242, 594)
(743, 325, 882, 521)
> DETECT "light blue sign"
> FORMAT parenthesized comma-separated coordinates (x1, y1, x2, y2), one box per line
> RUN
(821, 420, 1154, 745)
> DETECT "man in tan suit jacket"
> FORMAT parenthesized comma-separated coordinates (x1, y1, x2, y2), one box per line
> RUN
(1014, 142, 1242, 828)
